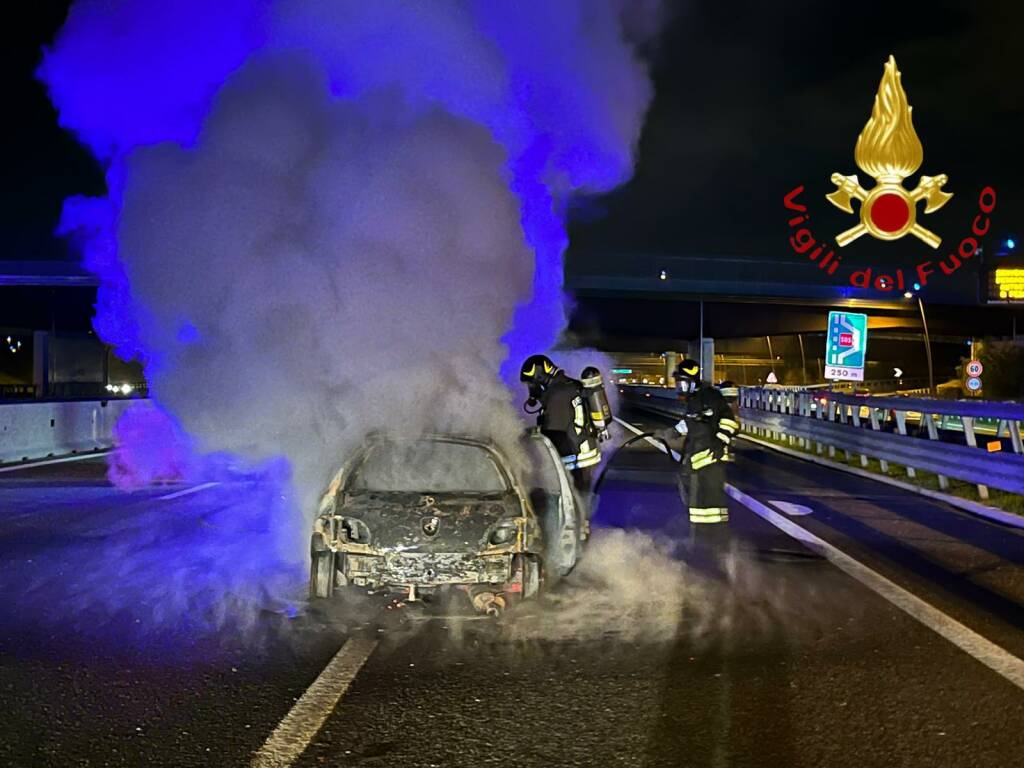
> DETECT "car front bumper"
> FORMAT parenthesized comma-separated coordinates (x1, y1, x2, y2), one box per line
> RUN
(342, 551, 513, 589)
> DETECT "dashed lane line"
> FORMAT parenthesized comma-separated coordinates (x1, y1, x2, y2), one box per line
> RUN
(615, 416, 1024, 692)
(156, 481, 221, 500)
(250, 635, 381, 768)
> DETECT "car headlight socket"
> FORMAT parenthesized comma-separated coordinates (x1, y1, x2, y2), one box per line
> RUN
(340, 517, 371, 544)
(488, 520, 518, 546)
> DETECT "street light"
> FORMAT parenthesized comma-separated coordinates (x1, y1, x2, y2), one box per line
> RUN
(904, 290, 935, 397)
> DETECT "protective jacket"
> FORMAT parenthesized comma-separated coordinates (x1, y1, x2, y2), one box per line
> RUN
(670, 384, 740, 524)
(536, 371, 601, 472)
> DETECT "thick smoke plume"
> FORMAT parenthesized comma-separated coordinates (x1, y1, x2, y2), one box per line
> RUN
(37, 0, 661, 633)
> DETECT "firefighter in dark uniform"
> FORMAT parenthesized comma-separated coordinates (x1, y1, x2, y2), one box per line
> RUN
(662, 358, 740, 541)
(520, 354, 604, 493)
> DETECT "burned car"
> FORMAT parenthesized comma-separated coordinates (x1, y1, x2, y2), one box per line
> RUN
(309, 432, 586, 614)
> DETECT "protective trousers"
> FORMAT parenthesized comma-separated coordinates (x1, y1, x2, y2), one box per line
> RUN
(681, 458, 729, 525)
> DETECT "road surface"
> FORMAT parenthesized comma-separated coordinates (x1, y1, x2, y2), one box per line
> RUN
(1, 407, 1022, 767)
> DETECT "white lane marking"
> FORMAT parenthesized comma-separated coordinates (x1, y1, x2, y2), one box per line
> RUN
(251, 635, 381, 768)
(157, 481, 220, 500)
(0, 451, 109, 474)
(726, 484, 1024, 692)
(615, 417, 681, 462)
(768, 500, 813, 516)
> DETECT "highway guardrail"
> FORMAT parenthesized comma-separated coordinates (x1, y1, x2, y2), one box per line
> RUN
(620, 385, 1024, 500)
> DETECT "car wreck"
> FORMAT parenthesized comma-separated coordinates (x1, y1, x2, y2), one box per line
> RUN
(309, 431, 587, 615)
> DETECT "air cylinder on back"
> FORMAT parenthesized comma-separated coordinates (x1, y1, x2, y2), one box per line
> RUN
(580, 366, 612, 432)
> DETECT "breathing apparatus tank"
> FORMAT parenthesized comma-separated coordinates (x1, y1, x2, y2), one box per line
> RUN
(581, 366, 613, 440)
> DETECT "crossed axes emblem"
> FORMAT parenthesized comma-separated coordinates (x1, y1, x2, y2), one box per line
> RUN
(826, 173, 952, 248)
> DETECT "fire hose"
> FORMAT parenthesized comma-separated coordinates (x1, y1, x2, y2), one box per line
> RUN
(592, 431, 680, 496)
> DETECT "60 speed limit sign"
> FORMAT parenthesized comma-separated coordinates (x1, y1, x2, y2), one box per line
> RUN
(966, 360, 984, 377)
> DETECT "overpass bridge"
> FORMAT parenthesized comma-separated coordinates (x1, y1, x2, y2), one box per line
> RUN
(565, 251, 1024, 387)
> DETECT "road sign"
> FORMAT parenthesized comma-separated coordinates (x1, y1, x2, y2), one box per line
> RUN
(825, 311, 868, 382)
(966, 376, 983, 392)
(893, 367, 903, 378)
(966, 360, 983, 377)
(766, 371, 778, 384)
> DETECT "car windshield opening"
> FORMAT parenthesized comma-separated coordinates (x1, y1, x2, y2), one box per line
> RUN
(347, 440, 509, 494)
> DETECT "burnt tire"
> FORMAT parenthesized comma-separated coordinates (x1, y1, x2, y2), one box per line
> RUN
(517, 553, 543, 600)
(309, 533, 336, 600)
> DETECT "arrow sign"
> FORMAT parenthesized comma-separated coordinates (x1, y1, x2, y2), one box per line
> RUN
(769, 500, 813, 516)
(893, 367, 903, 378)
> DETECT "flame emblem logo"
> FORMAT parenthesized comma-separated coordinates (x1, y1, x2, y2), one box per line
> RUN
(826, 56, 952, 248)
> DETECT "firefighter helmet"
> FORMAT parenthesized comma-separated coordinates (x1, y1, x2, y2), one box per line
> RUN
(674, 358, 701, 382)
(520, 354, 559, 387)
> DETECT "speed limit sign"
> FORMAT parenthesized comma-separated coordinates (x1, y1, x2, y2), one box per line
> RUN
(966, 360, 983, 377)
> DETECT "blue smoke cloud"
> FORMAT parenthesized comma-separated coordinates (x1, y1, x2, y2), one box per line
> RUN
(36, 0, 660, 639)
(43, 0, 658, 375)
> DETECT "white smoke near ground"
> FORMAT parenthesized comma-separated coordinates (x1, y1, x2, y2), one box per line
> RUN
(509, 529, 695, 643)
(500, 531, 861, 648)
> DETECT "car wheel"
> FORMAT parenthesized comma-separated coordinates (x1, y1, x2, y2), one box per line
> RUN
(309, 533, 336, 599)
(506, 553, 542, 607)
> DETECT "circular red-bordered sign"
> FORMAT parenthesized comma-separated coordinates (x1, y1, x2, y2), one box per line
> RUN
(966, 360, 983, 377)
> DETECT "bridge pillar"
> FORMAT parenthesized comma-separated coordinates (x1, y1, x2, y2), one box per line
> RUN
(700, 338, 715, 384)
(32, 331, 49, 399)
(664, 351, 677, 386)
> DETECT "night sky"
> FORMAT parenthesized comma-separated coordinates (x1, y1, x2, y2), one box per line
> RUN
(6, 1, 1022, 269)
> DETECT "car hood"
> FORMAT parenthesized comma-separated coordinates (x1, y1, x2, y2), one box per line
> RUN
(337, 492, 521, 553)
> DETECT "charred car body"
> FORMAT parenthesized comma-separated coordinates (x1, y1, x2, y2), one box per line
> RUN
(309, 432, 587, 614)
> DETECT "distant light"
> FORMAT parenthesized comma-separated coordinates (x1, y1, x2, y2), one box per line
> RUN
(119, 383, 133, 395)
(659, 270, 667, 280)
(1006, 238, 1017, 250)
(912, 282, 921, 291)
(903, 291, 913, 298)
(966, 339, 973, 346)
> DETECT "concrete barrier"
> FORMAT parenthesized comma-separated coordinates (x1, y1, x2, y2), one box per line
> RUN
(0, 399, 138, 463)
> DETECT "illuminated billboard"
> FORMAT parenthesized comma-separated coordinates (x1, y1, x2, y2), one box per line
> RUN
(988, 262, 1024, 303)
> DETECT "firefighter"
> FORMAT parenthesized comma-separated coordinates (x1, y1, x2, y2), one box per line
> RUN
(520, 354, 602, 493)
(662, 358, 740, 542)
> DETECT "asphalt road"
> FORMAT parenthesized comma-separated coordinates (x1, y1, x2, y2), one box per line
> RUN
(1, 409, 1022, 767)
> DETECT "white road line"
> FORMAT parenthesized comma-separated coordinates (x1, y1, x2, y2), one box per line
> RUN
(251, 635, 381, 768)
(726, 485, 1024, 692)
(156, 481, 221, 500)
(617, 416, 1024, 691)
(0, 451, 109, 474)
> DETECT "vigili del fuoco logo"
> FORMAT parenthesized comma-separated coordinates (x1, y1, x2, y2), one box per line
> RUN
(783, 55, 997, 292)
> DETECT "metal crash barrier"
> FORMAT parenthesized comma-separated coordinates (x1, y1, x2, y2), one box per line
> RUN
(620, 385, 1024, 500)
